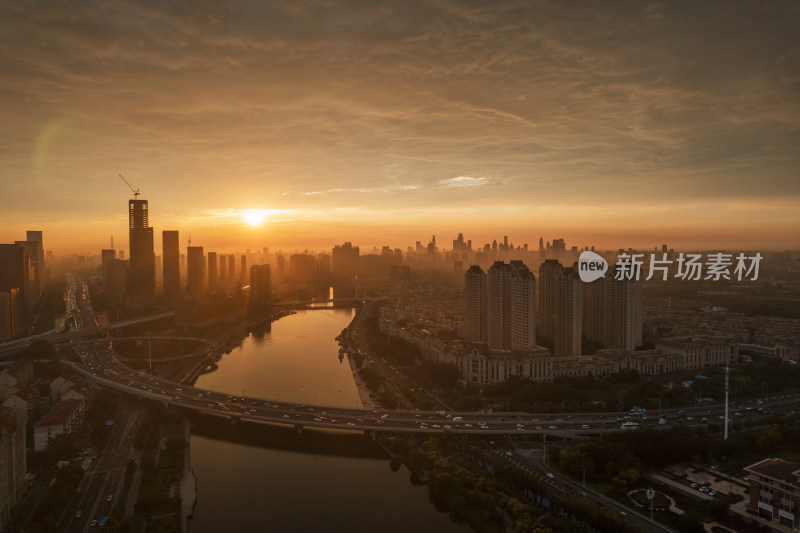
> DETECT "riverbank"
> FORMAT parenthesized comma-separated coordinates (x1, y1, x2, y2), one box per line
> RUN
(345, 351, 380, 409)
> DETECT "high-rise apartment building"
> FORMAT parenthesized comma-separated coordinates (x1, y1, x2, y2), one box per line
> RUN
(162, 230, 180, 303)
(127, 199, 155, 306)
(240, 255, 247, 283)
(289, 253, 317, 283)
(554, 265, 581, 358)
(604, 275, 643, 351)
(581, 269, 643, 352)
(463, 265, 487, 342)
(207, 252, 218, 295)
(250, 264, 271, 303)
(582, 275, 606, 345)
(187, 246, 205, 299)
(332, 242, 359, 280)
(537, 259, 561, 344)
(487, 261, 536, 351)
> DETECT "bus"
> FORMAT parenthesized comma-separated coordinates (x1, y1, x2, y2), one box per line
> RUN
(621, 421, 639, 431)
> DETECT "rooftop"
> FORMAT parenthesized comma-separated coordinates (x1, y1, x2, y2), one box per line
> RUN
(744, 458, 800, 486)
(36, 399, 81, 428)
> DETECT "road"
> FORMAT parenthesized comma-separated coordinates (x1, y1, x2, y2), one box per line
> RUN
(489, 443, 678, 533)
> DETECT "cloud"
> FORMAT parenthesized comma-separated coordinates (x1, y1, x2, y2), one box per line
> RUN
(0, 0, 798, 248)
(438, 177, 498, 188)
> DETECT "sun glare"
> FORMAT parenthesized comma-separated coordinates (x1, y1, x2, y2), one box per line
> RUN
(243, 210, 265, 226)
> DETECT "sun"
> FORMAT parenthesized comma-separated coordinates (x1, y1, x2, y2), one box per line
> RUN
(243, 210, 265, 226)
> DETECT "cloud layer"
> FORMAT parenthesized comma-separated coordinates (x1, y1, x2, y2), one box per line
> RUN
(0, 0, 798, 250)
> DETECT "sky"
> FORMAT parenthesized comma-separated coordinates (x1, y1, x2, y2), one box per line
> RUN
(1, 0, 798, 254)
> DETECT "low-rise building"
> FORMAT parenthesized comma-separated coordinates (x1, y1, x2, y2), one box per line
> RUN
(0, 371, 16, 402)
(744, 458, 800, 529)
(33, 399, 82, 451)
(655, 336, 738, 370)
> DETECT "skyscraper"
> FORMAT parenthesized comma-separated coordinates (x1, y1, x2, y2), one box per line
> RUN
(240, 254, 247, 283)
(276, 255, 285, 282)
(463, 265, 487, 343)
(554, 265, 582, 358)
(0, 245, 29, 324)
(487, 261, 536, 351)
(12, 241, 39, 313)
(537, 259, 561, 345)
(127, 199, 155, 306)
(101, 249, 116, 289)
(228, 255, 236, 284)
(162, 231, 180, 303)
(25, 231, 44, 291)
(219, 254, 227, 290)
(207, 252, 218, 295)
(250, 264, 271, 303)
(187, 246, 205, 299)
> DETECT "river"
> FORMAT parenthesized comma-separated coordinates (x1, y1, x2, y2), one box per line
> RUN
(189, 308, 469, 532)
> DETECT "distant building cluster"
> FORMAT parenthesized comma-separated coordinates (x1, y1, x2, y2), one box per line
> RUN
(646, 307, 800, 361)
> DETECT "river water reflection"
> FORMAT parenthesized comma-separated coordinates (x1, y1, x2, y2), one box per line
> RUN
(190, 309, 468, 532)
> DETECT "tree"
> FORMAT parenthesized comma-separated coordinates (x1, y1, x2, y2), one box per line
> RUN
(612, 467, 640, 487)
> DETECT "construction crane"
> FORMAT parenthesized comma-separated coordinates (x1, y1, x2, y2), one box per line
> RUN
(117, 174, 140, 199)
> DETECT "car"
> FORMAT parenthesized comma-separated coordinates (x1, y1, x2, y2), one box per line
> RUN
(659, 418, 668, 425)
(546, 473, 554, 479)
(710, 464, 718, 470)
(464, 423, 473, 428)
(708, 490, 717, 497)
(690, 483, 698, 488)
(106, 494, 113, 501)
(76, 510, 82, 518)
(282, 414, 290, 419)
(581, 424, 590, 429)
(90, 520, 97, 527)
(699, 487, 708, 493)
(548, 425, 558, 430)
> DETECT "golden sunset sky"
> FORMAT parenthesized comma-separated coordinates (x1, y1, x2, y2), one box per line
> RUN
(1, 1, 798, 254)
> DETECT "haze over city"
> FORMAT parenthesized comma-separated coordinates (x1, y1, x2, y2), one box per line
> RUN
(2, 1, 799, 253)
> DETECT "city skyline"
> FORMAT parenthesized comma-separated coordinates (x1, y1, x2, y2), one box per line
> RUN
(1, 1, 799, 252)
